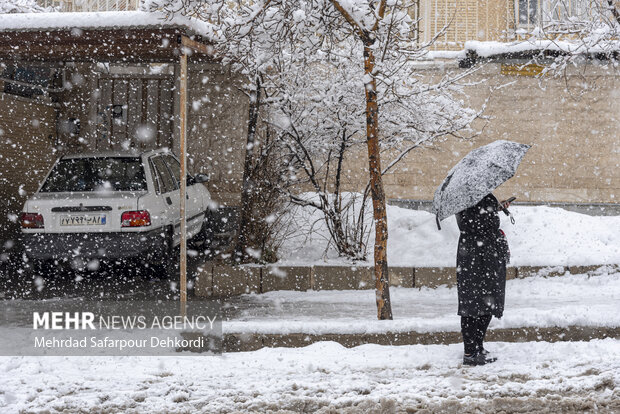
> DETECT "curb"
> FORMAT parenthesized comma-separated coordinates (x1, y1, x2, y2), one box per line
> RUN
(193, 264, 615, 297)
(222, 326, 620, 352)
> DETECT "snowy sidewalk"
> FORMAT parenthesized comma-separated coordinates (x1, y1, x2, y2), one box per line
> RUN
(223, 267, 620, 336)
(2, 339, 619, 412)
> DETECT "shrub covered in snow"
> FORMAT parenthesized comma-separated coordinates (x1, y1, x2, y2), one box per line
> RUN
(0, 0, 56, 13)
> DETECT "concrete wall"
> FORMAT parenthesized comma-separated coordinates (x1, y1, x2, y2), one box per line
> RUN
(0, 92, 57, 245)
(341, 62, 620, 204)
(194, 263, 604, 297)
(185, 64, 249, 208)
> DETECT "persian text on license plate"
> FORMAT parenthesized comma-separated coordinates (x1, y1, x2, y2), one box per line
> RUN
(60, 215, 107, 226)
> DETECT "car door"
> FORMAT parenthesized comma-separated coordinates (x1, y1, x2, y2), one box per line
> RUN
(142, 155, 169, 236)
(162, 154, 204, 239)
(150, 155, 181, 246)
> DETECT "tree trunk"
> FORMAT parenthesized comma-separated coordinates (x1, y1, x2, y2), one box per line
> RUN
(234, 77, 261, 262)
(607, 0, 620, 25)
(363, 40, 392, 320)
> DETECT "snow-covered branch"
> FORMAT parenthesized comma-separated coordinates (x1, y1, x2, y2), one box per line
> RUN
(528, 0, 620, 73)
(0, 0, 57, 13)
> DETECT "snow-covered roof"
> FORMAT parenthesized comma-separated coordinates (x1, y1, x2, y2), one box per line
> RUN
(464, 39, 620, 59)
(0, 11, 217, 40)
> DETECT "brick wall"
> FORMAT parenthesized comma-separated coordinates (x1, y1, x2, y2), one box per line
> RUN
(423, 0, 515, 49)
(341, 62, 620, 204)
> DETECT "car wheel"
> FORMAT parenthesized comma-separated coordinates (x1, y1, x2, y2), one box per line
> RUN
(19, 258, 46, 298)
(149, 228, 178, 280)
(190, 212, 214, 250)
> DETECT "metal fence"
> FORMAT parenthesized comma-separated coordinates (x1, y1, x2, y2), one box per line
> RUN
(38, 0, 140, 12)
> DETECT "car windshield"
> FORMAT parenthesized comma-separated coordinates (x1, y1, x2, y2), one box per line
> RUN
(40, 157, 147, 192)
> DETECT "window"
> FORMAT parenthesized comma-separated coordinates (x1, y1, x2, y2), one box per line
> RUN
(2, 65, 52, 99)
(518, 0, 539, 26)
(162, 154, 181, 185)
(516, 0, 591, 27)
(162, 154, 193, 185)
(151, 156, 177, 194)
(549, 0, 588, 21)
(40, 157, 146, 193)
(148, 158, 161, 194)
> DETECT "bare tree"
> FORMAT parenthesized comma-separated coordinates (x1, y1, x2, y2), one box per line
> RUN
(0, 0, 56, 13)
(145, 0, 482, 319)
(261, 37, 482, 264)
(234, 76, 263, 262)
(528, 0, 620, 74)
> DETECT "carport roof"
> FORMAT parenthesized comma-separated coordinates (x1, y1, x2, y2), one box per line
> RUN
(0, 11, 218, 63)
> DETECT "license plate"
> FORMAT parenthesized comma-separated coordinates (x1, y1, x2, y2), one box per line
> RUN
(60, 215, 107, 226)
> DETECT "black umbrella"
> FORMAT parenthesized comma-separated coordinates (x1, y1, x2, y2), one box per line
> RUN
(432, 140, 531, 229)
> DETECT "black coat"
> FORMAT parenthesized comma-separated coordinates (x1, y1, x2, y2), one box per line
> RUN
(455, 194, 507, 318)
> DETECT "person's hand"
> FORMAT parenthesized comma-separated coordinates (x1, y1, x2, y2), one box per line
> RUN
(499, 196, 516, 211)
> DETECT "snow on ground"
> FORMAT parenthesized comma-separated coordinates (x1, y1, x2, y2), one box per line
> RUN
(226, 268, 620, 334)
(279, 203, 620, 267)
(1, 339, 619, 413)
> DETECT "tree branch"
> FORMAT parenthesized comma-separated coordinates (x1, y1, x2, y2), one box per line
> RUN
(328, 0, 368, 40)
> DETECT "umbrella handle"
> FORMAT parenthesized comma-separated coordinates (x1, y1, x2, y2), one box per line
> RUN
(500, 203, 516, 224)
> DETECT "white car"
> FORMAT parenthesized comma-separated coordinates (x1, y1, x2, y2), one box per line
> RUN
(20, 148, 212, 276)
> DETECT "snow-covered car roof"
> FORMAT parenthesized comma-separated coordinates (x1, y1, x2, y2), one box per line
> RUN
(0, 11, 217, 40)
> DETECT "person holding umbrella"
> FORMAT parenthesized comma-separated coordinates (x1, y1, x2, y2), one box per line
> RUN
(432, 140, 530, 366)
(455, 193, 512, 365)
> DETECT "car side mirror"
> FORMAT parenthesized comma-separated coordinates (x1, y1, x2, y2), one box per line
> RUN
(194, 173, 209, 184)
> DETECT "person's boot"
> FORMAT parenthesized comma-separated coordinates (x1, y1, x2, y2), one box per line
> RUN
(479, 346, 497, 363)
(463, 351, 497, 366)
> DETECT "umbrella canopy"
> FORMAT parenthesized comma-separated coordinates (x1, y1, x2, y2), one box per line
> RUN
(432, 140, 531, 229)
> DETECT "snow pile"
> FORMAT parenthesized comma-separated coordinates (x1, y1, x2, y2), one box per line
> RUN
(465, 39, 620, 57)
(279, 203, 620, 267)
(426, 50, 467, 60)
(227, 268, 620, 334)
(1, 339, 619, 412)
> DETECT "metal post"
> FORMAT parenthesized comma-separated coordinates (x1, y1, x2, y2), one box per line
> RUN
(177, 35, 211, 313)
(179, 49, 188, 311)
